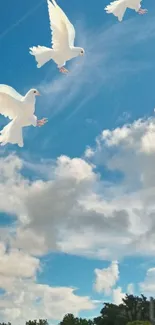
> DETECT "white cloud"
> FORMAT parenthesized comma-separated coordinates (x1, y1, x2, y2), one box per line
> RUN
(0, 243, 40, 278)
(0, 228, 95, 325)
(139, 268, 155, 294)
(112, 287, 125, 305)
(85, 147, 94, 159)
(127, 283, 134, 295)
(1, 115, 155, 321)
(88, 117, 155, 189)
(83, 116, 155, 258)
(94, 261, 119, 294)
(2, 117, 155, 261)
(0, 154, 97, 323)
(11, 228, 48, 256)
(0, 154, 28, 217)
(0, 277, 95, 325)
(2, 116, 155, 262)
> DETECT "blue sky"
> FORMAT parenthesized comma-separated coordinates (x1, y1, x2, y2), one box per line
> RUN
(0, 0, 155, 324)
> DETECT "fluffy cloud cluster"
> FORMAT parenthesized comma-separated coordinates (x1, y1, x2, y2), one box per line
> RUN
(0, 241, 94, 324)
(1, 116, 155, 322)
(0, 155, 97, 324)
(139, 267, 155, 294)
(0, 276, 94, 324)
(0, 243, 39, 278)
(85, 117, 155, 258)
(93, 261, 127, 305)
(94, 261, 119, 295)
(112, 287, 125, 305)
(127, 283, 134, 295)
(3, 118, 155, 260)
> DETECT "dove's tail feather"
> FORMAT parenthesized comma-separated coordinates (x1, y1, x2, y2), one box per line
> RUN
(105, 0, 127, 21)
(0, 120, 23, 147)
(29, 46, 53, 68)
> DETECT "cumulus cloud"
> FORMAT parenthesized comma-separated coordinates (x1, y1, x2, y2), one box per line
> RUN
(139, 268, 155, 294)
(127, 283, 134, 295)
(11, 228, 48, 256)
(84, 117, 155, 258)
(1, 115, 155, 321)
(88, 117, 155, 188)
(2, 117, 155, 261)
(0, 154, 30, 222)
(0, 155, 98, 323)
(93, 262, 127, 305)
(0, 277, 95, 325)
(0, 243, 40, 278)
(0, 236, 95, 325)
(112, 287, 125, 305)
(94, 261, 119, 294)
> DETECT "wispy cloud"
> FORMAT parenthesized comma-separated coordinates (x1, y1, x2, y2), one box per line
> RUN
(115, 111, 131, 126)
(0, 0, 44, 42)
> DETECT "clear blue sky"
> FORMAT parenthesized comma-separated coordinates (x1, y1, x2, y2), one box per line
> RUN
(0, 0, 155, 324)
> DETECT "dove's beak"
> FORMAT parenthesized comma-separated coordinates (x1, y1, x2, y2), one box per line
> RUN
(37, 91, 41, 96)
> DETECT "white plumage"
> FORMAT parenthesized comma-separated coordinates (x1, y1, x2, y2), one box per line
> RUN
(0, 85, 47, 147)
(29, 0, 85, 73)
(105, 0, 147, 22)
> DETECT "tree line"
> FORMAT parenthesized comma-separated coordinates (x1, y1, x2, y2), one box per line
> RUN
(1, 294, 155, 325)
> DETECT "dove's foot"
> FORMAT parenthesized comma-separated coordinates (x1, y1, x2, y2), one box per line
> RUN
(59, 67, 69, 74)
(37, 118, 48, 127)
(138, 8, 148, 15)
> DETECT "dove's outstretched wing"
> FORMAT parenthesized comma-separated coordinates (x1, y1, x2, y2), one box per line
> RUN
(47, 0, 75, 51)
(51, 0, 75, 46)
(0, 90, 22, 120)
(127, 0, 141, 11)
(0, 85, 23, 101)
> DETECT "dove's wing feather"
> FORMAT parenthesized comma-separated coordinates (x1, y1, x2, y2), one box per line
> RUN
(47, 0, 75, 50)
(0, 92, 22, 120)
(47, 0, 68, 50)
(52, 0, 75, 46)
(0, 85, 23, 101)
(127, 0, 141, 10)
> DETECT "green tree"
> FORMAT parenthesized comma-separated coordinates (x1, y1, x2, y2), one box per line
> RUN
(95, 294, 151, 325)
(140, 295, 150, 321)
(122, 294, 150, 321)
(95, 303, 127, 325)
(59, 314, 79, 325)
(78, 318, 94, 325)
(59, 314, 94, 325)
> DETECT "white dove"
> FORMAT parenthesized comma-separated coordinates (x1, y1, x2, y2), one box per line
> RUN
(29, 0, 85, 74)
(105, 0, 147, 22)
(0, 85, 48, 147)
